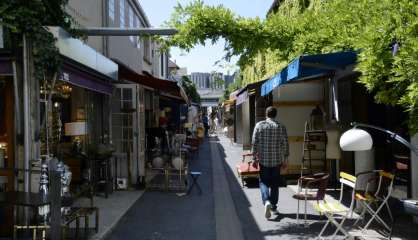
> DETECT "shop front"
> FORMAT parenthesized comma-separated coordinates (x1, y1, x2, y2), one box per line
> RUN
(113, 63, 188, 188)
(235, 80, 268, 150)
(260, 50, 413, 197)
(0, 54, 15, 235)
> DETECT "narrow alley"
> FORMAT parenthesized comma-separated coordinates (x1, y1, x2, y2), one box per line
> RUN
(104, 135, 336, 240)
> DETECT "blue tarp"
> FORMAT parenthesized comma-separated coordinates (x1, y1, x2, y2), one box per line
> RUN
(261, 51, 357, 96)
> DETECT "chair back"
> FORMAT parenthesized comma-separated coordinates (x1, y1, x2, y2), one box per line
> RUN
(316, 174, 330, 200)
(375, 171, 395, 200)
(339, 172, 357, 210)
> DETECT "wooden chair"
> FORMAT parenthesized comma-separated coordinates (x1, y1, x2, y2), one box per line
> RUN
(236, 153, 259, 187)
(293, 173, 329, 224)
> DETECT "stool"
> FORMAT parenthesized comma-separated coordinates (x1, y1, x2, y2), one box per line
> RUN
(63, 207, 99, 239)
(187, 171, 202, 195)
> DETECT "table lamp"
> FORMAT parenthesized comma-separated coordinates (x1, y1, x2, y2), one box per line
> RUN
(64, 122, 87, 153)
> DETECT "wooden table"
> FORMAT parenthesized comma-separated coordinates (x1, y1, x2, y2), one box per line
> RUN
(0, 191, 51, 236)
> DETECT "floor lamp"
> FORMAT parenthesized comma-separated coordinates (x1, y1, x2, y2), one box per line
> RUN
(339, 122, 418, 237)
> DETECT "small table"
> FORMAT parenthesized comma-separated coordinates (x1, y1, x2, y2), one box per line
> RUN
(187, 172, 202, 195)
(0, 191, 51, 236)
(390, 199, 418, 238)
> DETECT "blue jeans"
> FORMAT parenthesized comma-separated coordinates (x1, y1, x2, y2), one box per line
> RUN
(259, 164, 280, 210)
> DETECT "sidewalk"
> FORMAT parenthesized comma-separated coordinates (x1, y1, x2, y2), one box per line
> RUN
(71, 190, 144, 240)
(104, 138, 216, 240)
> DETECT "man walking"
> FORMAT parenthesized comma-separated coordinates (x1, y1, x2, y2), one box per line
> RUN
(252, 106, 289, 219)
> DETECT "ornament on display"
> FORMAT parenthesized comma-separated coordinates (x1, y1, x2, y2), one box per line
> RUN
(171, 156, 184, 170)
(152, 156, 164, 168)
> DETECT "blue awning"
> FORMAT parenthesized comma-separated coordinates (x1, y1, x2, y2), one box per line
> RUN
(261, 51, 357, 96)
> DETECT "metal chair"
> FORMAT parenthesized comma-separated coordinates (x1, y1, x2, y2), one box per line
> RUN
(354, 170, 394, 236)
(313, 172, 357, 240)
(293, 173, 329, 224)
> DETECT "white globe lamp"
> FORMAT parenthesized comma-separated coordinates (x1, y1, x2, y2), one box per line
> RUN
(339, 128, 373, 151)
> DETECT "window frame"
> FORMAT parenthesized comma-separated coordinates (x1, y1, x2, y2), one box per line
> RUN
(108, 0, 115, 22)
(120, 0, 125, 28)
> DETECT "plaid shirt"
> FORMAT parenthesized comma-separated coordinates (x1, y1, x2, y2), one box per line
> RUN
(252, 118, 289, 167)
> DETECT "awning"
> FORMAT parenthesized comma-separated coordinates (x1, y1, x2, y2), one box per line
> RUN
(60, 56, 114, 95)
(0, 57, 12, 76)
(229, 89, 241, 101)
(236, 79, 267, 105)
(236, 90, 248, 106)
(261, 51, 357, 96)
(116, 61, 188, 104)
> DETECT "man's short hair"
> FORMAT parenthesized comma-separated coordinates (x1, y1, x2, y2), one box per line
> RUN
(266, 106, 277, 118)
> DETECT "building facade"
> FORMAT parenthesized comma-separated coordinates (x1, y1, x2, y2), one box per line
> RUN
(67, 0, 168, 79)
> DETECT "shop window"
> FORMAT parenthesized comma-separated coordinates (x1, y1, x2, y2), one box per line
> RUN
(144, 38, 151, 63)
(108, 0, 115, 22)
(128, 6, 134, 42)
(120, 0, 125, 28)
(0, 25, 3, 49)
(134, 15, 140, 48)
(0, 80, 5, 134)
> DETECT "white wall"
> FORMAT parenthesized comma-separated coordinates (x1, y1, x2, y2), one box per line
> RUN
(273, 81, 324, 174)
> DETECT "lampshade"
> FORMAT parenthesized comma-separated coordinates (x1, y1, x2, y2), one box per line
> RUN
(65, 122, 87, 136)
(339, 128, 373, 151)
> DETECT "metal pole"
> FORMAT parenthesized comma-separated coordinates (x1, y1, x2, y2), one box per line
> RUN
(352, 122, 418, 156)
(23, 34, 30, 192)
(77, 27, 178, 36)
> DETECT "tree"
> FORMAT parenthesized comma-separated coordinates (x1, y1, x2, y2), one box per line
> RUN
(166, 0, 418, 132)
(180, 76, 201, 103)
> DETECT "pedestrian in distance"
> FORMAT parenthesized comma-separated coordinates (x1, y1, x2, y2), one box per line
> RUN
(251, 106, 289, 219)
(202, 113, 209, 137)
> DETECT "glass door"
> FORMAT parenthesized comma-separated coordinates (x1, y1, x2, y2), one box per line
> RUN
(0, 77, 14, 236)
(112, 84, 139, 186)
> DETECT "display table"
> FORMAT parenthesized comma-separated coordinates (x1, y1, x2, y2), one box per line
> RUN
(390, 199, 418, 238)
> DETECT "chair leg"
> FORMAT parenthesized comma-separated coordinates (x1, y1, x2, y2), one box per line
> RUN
(354, 202, 367, 226)
(95, 208, 99, 233)
(318, 217, 331, 238)
(85, 216, 89, 239)
(304, 200, 308, 224)
(296, 200, 300, 222)
(385, 201, 393, 222)
(331, 214, 350, 238)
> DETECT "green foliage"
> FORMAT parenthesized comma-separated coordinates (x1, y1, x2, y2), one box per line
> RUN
(181, 76, 201, 103)
(167, 0, 418, 133)
(0, 0, 78, 82)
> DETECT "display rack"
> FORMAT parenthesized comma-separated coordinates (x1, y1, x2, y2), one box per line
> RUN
(300, 122, 327, 177)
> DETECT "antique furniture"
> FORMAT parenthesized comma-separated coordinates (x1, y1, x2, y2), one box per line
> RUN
(313, 172, 357, 239)
(354, 170, 394, 237)
(187, 171, 202, 195)
(292, 173, 329, 224)
(236, 153, 259, 187)
(63, 206, 99, 239)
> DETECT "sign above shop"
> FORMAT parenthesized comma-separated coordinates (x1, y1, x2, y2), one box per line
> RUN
(47, 27, 118, 81)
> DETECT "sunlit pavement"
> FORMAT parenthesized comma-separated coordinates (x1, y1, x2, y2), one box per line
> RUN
(104, 134, 415, 240)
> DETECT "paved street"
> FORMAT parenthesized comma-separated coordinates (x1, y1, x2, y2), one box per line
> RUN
(105, 135, 416, 240)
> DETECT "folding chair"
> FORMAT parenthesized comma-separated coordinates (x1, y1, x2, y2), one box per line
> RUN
(313, 172, 357, 240)
(354, 170, 394, 235)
